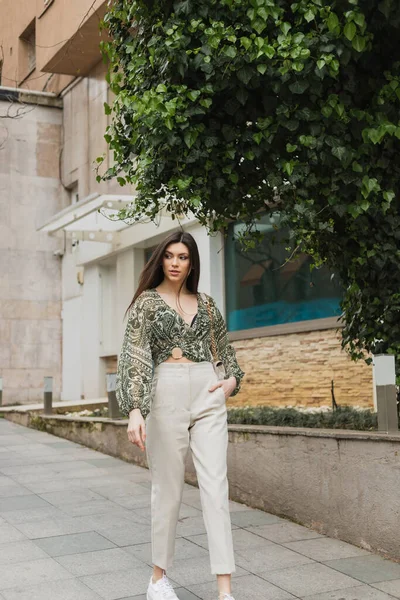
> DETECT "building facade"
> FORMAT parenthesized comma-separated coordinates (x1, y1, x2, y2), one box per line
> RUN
(0, 0, 374, 409)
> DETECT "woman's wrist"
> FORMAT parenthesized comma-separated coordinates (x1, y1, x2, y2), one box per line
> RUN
(129, 407, 142, 418)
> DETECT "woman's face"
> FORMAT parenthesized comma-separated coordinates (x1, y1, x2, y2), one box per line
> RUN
(162, 242, 191, 285)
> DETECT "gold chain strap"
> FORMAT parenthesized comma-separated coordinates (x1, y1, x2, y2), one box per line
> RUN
(202, 293, 218, 361)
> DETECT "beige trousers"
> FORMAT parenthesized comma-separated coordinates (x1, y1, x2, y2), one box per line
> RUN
(145, 361, 236, 575)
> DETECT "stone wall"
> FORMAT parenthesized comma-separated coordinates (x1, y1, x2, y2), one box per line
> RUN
(0, 95, 67, 405)
(230, 327, 373, 409)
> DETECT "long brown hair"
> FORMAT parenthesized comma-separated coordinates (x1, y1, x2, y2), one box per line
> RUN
(125, 230, 201, 318)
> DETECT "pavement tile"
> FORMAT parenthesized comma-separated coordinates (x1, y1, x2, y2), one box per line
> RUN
(134, 502, 202, 523)
(323, 555, 400, 584)
(0, 493, 52, 512)
(301, 584, 399, 599)
(185, 528, 277, 552)
(33, 531, 117, 557)
(86, 482, 150, 499)
(157, 555, 247, 587)
(124, 589, 211, 600)
(0, 557, 73, 591)
(175, 514, 239, 537)
(94, 522, 152, 546)
(55, 547, 145, 576)
(37, 488, 106, 506)
(187, 573, 297, 600)
(0, 577, 101, 600)
(0, 539, 48, 565)
(0, 521, 28, 543)
(283, 537, 370, 561)
(262, 562, 366, 597)
(0, 475, 14, 487)
(110, 493, 151, 510)
(230, 509, 285, 528)
(0, 505, 67, 524)
(234, 541, 315, 574)
(57, 498, 128, 517)
(13, 515, 96, 539)
(123, 537, 209, 564)
(372, 579, 400, 598)
(83, 457, 133, 468)
(246, 522, 324, 544)
(79, 563, 154, 599)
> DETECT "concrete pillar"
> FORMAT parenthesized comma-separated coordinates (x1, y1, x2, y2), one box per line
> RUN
(373, 354, 398, 433)
(82, 264, 106, 399)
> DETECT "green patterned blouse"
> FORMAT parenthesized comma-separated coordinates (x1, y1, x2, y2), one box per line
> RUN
(116, 288, 245, 418)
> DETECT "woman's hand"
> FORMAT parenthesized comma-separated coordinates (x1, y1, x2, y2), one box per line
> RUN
(127, 408, 146, 452)
(209, 376, 237, 400)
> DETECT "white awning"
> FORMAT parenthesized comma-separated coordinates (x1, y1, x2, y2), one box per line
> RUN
(37, 193, 136, 243)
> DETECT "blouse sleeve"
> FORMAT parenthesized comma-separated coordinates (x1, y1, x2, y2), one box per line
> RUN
(115, 295, 154, 418)
(209, 296, 245, 396)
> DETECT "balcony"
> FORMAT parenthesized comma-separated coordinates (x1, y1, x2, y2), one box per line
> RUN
(37, 0, 110, 76)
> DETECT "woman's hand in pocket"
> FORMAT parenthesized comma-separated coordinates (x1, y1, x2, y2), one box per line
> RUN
(209, 376, 237, 400)
(127, 408, 146, 451)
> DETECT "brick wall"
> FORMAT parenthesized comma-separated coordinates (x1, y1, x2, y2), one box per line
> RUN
(230, 327, 373, 409)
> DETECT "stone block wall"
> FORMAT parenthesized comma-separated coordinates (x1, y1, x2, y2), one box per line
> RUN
(229, 327, 373, 409)
(0, 96, 67, 405)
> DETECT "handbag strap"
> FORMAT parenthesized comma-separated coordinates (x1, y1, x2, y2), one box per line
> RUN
(200, 292, 218, 361)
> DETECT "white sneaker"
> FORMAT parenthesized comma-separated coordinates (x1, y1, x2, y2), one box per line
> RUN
(219, 594, 236, 600)
(147, 573, 180, 600)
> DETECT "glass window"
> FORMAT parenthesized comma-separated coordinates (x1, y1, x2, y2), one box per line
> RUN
(225, 212, 343, 332)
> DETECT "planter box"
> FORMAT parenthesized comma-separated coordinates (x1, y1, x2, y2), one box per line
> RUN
(3, 409, 400, 562)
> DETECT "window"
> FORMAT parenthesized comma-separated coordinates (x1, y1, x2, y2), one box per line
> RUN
(224, 212, 343, 332)
(19, 20, 36, 81)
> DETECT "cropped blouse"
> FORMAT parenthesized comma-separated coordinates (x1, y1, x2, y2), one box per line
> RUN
(115, 288, 245, 418)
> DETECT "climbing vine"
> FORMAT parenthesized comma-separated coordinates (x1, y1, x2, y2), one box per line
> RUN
(97, 0, 400, 364)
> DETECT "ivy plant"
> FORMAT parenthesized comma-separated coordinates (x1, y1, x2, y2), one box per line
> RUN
(97, 0, 400, 365)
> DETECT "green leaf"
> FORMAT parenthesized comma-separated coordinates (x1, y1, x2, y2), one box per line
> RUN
(187, 90, 201, 101)
(240, 37, 252, 50)
(184, 130, 199, 148)
(317, 59, 326, 70)
(156, 84, 167, 93)
(237, 66, 254, 84)
(321, 106, 332, 118)
(103, 102, 112, 115)
(352, 35, 366, 52)
(253, 132, 263, 144)
(304, 9, 314, 22)
(224, 45, 237, 59)
(288, 80, 310, 94)
(327, 12, 339, 32)
(383, 190, 395, 204)
(286, 143, 298, 152)
(344, 21, 356, 41)
(236, 88, 249, 105)
(257, 64, 267, 74)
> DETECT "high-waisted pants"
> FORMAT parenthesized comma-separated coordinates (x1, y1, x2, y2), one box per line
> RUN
(145, 361, 236, 575)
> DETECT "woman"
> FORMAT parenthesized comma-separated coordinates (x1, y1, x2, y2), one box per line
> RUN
(116, 230, 245, 600)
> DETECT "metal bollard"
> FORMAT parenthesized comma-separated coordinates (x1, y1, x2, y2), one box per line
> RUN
(0, 377, 2, 406)
(43, 377, 53, 415)
(106, 373, 121, 419)
(373, 354, 398, 433)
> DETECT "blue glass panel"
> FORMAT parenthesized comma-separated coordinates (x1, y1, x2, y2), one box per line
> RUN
(225, 213, 343, 332)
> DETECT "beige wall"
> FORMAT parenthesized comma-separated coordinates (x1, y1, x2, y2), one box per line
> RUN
(230, 328, 373, 409)
(0, 0, 106, 94)
(0, 96, 67, 405)
(61, 59, 132, 201)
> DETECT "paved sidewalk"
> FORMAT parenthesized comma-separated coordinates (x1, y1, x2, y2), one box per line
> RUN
(1, 419, 400, 600)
